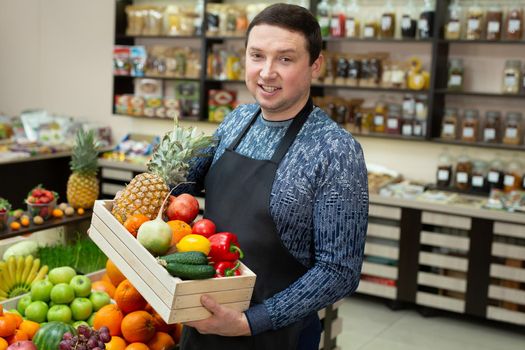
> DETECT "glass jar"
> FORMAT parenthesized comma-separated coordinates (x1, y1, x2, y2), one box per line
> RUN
(436, 148, 454, 188)
(363, 15, 379, 38)
(441, 107, 459, 139)
(466, 3, 484, 40)
(345, 0, 361, 38)
(471, 160, 488, 193)
(401, 0, 418, 38)
(380, 0, 396, 38)
(487, 156, 505, 190)
(505, 4, 523, 40)
(522, 62, 525, 93)
(374, 99, 387, 133)
(414, 94, 428, 136)
(486, 5, 503, 41)
(347, 58, 361, 86)
(503, 156, 522, 193)
(447, 58, 464, 91)
(502, 60, 522, 94)
(455, 153, 473, 191)
(461, 109, 479, 142)
(445, 0, 462, 40)
(483, 111, 501, 143)
(369, 58, 382, 86)
(502, 112, 522, 145)
(335, 57, 349, 84)
(418, 0, 435, 39)
(317, 0, 331, 37)
(401, 114, 414, 136)
(402, 94, 416, 118)
(330, 0, 346, 37)
(386, 103, 402, 134)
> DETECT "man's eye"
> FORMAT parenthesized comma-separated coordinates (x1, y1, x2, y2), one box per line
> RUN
(251, 53, 262, 59)
(280, 57, 292, 62)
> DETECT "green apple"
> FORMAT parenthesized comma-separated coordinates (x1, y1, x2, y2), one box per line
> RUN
(87, 312, 96, 327)
(25, 301, 49, 323)
(69, 275, 92, 297)
(50, 283, 75, 304)
(31, 279, 54, 302)
(48, 266, 77, 285)
(89, 291, 111, 311)
(72, 320, 90, 329)
(70, 297, 93, 321)
(17, 294, 32, 315)
(47, 304, 72, 323)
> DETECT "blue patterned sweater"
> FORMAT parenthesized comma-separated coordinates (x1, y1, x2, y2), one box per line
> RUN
(186, 103, 368, 335)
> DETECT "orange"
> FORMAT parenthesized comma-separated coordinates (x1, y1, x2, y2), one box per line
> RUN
(106, 259, 126, 287)
(147, 332, 175, 350)
(6, 329, 29, 344)
(106, 336, 127, 350)
(167, 220, 192, 245)
(101, 273, 113, 285)
(125, 343, 149, 350)
(78, 208, 85, 215)
(93, 304, 124, 336)
(114, 280, 147, 314)
(52, 208, 64, 218)
(18, 320, 40, 339)
(9, 222, 20, 230)
(92, 280, 116, 298)
(0, 337, 8, 350)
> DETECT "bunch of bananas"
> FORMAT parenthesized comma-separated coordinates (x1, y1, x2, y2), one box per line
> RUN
(0, 255, 48, 300)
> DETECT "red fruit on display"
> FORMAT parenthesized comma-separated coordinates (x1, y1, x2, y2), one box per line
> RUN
(166, 194, 199, 224)
(192, 218, 216, 238)
(7, 341, 37, 350)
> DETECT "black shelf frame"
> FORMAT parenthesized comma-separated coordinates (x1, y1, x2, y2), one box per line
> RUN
(435, 89, 525, 99)
(439, 39, 525, 45)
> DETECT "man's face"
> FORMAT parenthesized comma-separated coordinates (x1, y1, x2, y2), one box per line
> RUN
(245, 24, 322, 120)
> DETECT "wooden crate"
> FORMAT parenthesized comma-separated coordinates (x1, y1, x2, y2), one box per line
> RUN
(89, 200, 256, 323)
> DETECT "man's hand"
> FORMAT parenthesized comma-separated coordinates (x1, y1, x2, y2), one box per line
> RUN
(184, 295, 251, 337)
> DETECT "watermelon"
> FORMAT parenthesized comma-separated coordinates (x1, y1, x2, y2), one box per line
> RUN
(32, 322, 76, 350)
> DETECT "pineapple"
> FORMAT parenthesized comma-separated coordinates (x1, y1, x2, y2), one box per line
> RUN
(111, 122, 215, 223)
(67, 129, 100, 209)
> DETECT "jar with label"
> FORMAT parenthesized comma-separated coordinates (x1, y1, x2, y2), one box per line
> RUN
(414, 95, 428, 136)
(447, 58, 464, 91)
(317, 0, 331, 37)
(386, 104, 402, 134)
(522, 63, 525, 93)
(401, 114, 414, 136)
(471, 160, 488, 193)
(461, 109, 479, 142)
(436, 148, 454, 188)
(347, 58, 361, 86)
(374, 100, 386, 133)
(402, 94, 416, 118)
(466, 3, 484, 40)
(503, 156, 522, 193)
(380, 0, 396, 38)
(486, 5, 503, 41)
(487, 156, 505, 190)
(369, 58, 382, 86)
(441, 107, 458, 139)
(345, 0, 361, 38)
(418, 0, 435, 39)
(363, 15, 379, 39)
(401, 0, 418, 38)
(445, 0, 462, 40)
(455, 153, 473, 191)
(502, 112, 522, 145)
(483, 111, 501, 143)
(330, 0, 346, 37)
(502, 60, 522, 94)
(505, 4, 523, 40)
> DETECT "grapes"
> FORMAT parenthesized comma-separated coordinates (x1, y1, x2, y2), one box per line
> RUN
(61, 325, 113, 350)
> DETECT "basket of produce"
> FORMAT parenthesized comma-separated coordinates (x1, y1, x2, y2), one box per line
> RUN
(25, 185, 58, 220)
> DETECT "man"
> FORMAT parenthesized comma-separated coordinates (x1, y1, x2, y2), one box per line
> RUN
(180, 3, 368, 349)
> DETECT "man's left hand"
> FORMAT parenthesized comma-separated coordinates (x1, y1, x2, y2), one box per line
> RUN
(183, 294, 252, 337)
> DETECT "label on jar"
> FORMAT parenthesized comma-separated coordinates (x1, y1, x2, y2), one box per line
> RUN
(374, 115, 384, 125)
(462, 127, 474, 138)
(443, 124, 455, 136)
(438, 170, 450, 181)
(468, 19, 480, 30)
(402, 16, 412, 29)
(319, 17, 330, 28)
(457, 172, 469, 184)
(416, 102, 426, 117)
(447, 21, 460, 33)
(364, 26, 375, 38)
(449, 74, 462, 86)
(505, 75, 518, 88)
(488, 171, 500, 183)
(346, 19, 356, 36)
(402, 124, 413, 136)
(387, 118, 399, 129)
(381, 16, 392, 30)
(472, 175, 484, 187)
(403, 100, 415, 114)
(504, 174, 515, 187)
(484, 128, 496, 141)
(414, 125, 422, 135)
(487, 21, 501, 33)
(418, 19, 428, 31)
(508, 19, 521, 33)
(505, 127, 518, 139)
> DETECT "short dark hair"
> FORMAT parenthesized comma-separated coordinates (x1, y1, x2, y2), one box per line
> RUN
(245, 3, 322, 65)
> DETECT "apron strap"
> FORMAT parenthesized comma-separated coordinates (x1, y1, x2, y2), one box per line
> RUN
(227, 108, 261, 151)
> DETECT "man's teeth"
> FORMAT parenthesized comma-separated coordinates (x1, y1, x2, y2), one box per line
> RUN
(261, 85, 278, 92)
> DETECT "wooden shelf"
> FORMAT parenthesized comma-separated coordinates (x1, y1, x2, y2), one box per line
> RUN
(435, 89, 525, 99)
(113, 113, 201, 122)
(116, 34, 202, 40)
(432, 138, 525, 151)
(314, 84, 429, 94)
(114, 75, 200, 82)
(324, 37, 432, 43)
(353, 132, 427, 142)
(439, 39, 525, 45)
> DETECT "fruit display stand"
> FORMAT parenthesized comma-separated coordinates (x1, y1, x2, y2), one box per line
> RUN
(89, 200, 256, 323)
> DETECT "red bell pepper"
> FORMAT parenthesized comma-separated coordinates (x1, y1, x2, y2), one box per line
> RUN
(214, 261, 241, 277)
(208, 232, 244, 262)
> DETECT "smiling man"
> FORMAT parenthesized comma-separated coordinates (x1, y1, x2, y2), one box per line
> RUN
(180, 3, 369, 350)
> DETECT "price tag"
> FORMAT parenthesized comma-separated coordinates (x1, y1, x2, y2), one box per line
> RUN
(472, 175, 484, 187)
(505, 128, 518, 139)
(387, 118, 399, 129)
(443, 124, 455, 136)
(462, 127, 474, 138)
(402, 124, 413, 136)
(504, 175, 515, 187)
(487, 21, 500, 33)
(418, 19, 428, 31)
(402, 16, 411, 29)
(364, 26, 375, 38)
(374, 115, 384, 126)
(449, 75, 462, 87)
(508, 19, 521, 33)
(484, 128, 496, 141)
(448, 21, 460, 33)
(456, 172, 468, 184)
(414, 125, 422, 136)
(505, 75, 517, 87)
(438, 170, 450, 181)
(381, 16, 392, 31)
(468, 19, 480, 30)
(488, 171, 500, 183)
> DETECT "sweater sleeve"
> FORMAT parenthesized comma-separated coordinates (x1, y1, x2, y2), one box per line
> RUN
(256, 136, 369, 332)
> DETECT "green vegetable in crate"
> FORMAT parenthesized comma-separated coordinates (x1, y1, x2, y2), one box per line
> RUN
(158, 251, 209, 265)
(158, 252, 215, 280)
(0, 255, 48, 300)
(3, 240, 39, 261)
(32, 322, 76, 350)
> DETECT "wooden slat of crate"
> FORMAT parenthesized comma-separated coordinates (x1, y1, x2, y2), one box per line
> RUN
(362, 261, 398, 279)
(357, 280, 397, 299)
(369, 204, 401, 220)
(174, 288, 253, 308)
(490, 264, 525, 283)
(493, 222, 525, 239)
(421, 212, 471, 230)
(416, 292, 465, 313)
(364, 243, 399, 260)
(367, 223, 400, 241)
(489, 285, 525, 305)
(419, 252, 468, 272)
(487, 306, 525, 326)
(492, 243, 525, 260)
(417, 271, 466, 292)
(420, 231, 469, 251)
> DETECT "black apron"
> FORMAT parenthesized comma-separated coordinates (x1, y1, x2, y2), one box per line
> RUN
(180, 100, 317, 350)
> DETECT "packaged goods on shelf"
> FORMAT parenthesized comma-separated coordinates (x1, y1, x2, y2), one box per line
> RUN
(206, 3, 260, 37)
(208, 89, 238, 123)
(125, 4, 201, 36)
(313, 96, 364, 126)
(502, 60, 522, 94)
(207, 46, 244, 81)
(135, 78, 163, 98)
(367, 163, 402, 194)
(166, 81, 200, 119)
(113, 46, 131, 75)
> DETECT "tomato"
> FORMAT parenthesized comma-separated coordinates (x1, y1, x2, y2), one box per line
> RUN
(191, 219, 216, 238)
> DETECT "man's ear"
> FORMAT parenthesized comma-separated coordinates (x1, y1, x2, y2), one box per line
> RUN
(311, 54, 324, 79)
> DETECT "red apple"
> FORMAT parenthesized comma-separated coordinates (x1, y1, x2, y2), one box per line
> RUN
(166, 194, 199, 224)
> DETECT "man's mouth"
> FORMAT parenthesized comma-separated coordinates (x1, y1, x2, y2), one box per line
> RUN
(259, 84, 280, 93)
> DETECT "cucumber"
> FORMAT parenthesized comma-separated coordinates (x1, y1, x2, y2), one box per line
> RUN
(160, 251, 209, 265)
(165, 262, 215, 280)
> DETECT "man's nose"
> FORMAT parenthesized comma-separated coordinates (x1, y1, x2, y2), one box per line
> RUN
(260, 60, 277, 79)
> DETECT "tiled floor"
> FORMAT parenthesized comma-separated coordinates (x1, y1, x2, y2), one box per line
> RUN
(337, 295, 525, 350)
